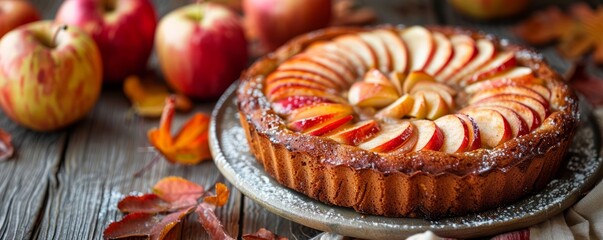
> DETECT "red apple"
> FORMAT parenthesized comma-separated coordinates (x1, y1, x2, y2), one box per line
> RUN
(156, 3, 248, 99)
(0, 0, 40, 38)
(55, 0, 157, 83)
(0, 21, 102, 131)
(243, 0, 332, 51)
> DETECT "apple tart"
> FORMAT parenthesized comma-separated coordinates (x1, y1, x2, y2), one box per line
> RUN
(237, 26, 579, 218)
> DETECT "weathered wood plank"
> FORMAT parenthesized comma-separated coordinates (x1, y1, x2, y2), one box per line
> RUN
(0, 112, 66, 240)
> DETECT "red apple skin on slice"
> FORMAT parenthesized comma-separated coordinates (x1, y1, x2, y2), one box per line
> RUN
(402, 70, 437, 94)
(265, 78, 330, 95)
(434, 114, 469, 153)
(306, 115, 354, 136)
(411, 119, 444, 151)
(469, 85, 548, 107)
(358, 121, 414, 152)
(436, 34, 477, 82)
(417, 90, 449, 120)
(400, 26, 435, 71)
(348, 81, 399, 108)
(272, 96, 331, 115)
(425, 32, 453, 76)
(334, 35, 377, 70)
(470, 105, 529, 137)
(407, 92, 427, 119)
(268, 85, 345, 103)
(450, 38, 496, 83)
(291, 53, 356, 84)
(460, 108, 513, 148)
(464, 52, 517, 85)
(287, 113, 338, 132)
(278, 59, 348, 88)
(455, 113, 481, 151)
(473, 94, 548, 125)
(373, 29, 408, 73)
(359, 31, 391, 73)
(328, 120, 380, 145)
(306, 41, 365, 77)
(410, 81, 456, 109)
(266, 70, 339, 89)
(287, 103, 353, 122)
(474, 100, 540, 131)
(375, 94, 415, 119)
(464, 76, 544, 94)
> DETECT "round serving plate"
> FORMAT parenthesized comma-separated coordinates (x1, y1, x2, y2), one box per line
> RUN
(209, 82, 603, 239)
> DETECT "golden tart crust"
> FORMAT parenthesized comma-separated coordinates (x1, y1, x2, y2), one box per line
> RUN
(237, 26, 579, 218)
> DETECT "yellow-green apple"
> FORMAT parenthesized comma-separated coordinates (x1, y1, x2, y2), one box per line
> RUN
(455, 113, 481, 151)
(0, 0, 40, 38)
(55, 0, 157, 82)
(459, 108, 512, 148)
(359, 31, 390, 72)
(374, 29, 408, 73)
(464, 52, 517, 84)
(434, 114, 469, 153)
(469, 85, 547, 106)
(156, 3, 248, 99)
(436, 34, 477, 81)
(279, 59, 347, 88)
(358, 121, 414, 152)
(411, 119, 444, 151)
(375, 94, 414, 119)
(400, 26, 434, 71)
(476, 100, 540, 131)
(0, 21, 102, 131)
(425, 32, 452, 75)
(243, 0, 332, 51)
(334, 35, 376, 70)
(328, 119, 380, 145)
(450, 38, 495, 83)
(449, 0, 529, 20)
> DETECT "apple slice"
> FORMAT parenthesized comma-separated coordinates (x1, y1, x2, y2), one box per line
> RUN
(434, 114, 469, 153)
(402, 71, 437, 94)
(469, 85, 548, 107)
(527, 84, 551, 101)
(359, 31, 391, 73)
(400, 26, 435, 71)
(305, 41, 364, 77)
(373, 29, 408, 73)
(358, 121, 414, 152)
(264, 77, 329, 95)
(475, 100, 540, 131)
(292, 53, 356, 84)
(449, 38, 496, 83)
(363, 68, 394, 86)
(411, 119, 444, 151)
(348, 82, 399, 108)
(389, 71, 406, 95)
(266, 70, 340, 89)
(417, 90, 449, 120)
(287, 103, 353, 122)
(425, 32, 453, 76)
(473, 94, 548, 126)
(464, 76, 544, 94)
(305, 115, 354, 136)
(471, 106, 529, 137)
(460, 108, 513, 148)
(410, 81, 456, 108)
(436, 34, 477, 82)
(328, 119, 380, 145)
(375, 94, 415, 119)
(272, 95, 331, 115)
(473, 66, 535, 87)
(334, 35, 377, 70)
(268, 85, 345, 103)
(278, 59, 348, 88)
(455, 113, 481, 151)
(407, 92, 427, 119)
(463, 52, 517, 84)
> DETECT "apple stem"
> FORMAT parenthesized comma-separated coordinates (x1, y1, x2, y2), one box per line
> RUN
(52, 25, 68, 48)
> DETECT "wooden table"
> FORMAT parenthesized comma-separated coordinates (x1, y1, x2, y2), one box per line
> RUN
(2, 0, 601, 239)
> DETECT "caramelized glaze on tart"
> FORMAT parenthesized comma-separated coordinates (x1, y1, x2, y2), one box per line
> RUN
(237, 26, 579, 218)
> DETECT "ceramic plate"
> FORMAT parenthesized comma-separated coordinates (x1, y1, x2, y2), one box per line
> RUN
(209, 83, 603, 239)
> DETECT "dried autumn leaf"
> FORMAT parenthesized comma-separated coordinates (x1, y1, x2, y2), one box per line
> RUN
(103, 207, 194, 240)
(0, 128, 13, 161)
(243, 228, 289, 240)
(117, 194, 171, 214)
(331, 0, 377, 26)
(196, 202, 234, 240)
(204, 182, 230, 207)
(568, 63, 603, 106)
(148, 96, 212, 165)
(514, 6, 573, 45)
(124, 75, 193, 118)
(153, 176, 205, 209)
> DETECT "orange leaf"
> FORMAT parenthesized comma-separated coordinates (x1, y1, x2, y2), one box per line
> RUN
(204, 183, 230, 207)
(152, 176, 205, 208)
(0, 128, 14, 161)
(124, 75, 193, 118)
(148, 97, 212, 165)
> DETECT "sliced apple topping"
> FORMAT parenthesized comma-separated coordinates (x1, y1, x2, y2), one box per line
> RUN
(264, 77, 330, 96)
(436, 34, 477, 82)
(402, 71, 437, 94)
(348, 69, 399, 108)
(407, 92, 428, 119)
(473, 94, 548, 126)
(455, 113, 481, 151)
(358, 121, 415, 152)
(304, 41, 365, 77)
(460, 108, 513, 148)
(469, 85, 548, 107)
(463, 52, 517, 85)
(449, 38, 496, 83)
(476, 100, 541, 131)
(434, 114, 469, 153)
(425, 32, 453, 76)
(418, 90, 449, 120)
(278, 59, 348, 88)
(373, 29, 408, 73)
(328, 119, 380, 145)
(359, 31, 391, 73)
(286, 103, 354, 136)
(292, 53, 357, 84)
(411, 119, 444, 151)
(464, 76, 544, 94)
(334, 35, 377, 70)
(400, 26, 435, 71)
(375, 94, 414, 119)
(268, 85, 345, 104)
(272, 95, 332, 115)
(266, 70, 340, 89)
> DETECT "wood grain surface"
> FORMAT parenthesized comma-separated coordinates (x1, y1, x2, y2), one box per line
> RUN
(0, 0, 601, 239)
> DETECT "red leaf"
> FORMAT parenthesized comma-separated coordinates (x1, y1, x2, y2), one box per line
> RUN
(196, 202, 234, 240)
(117, 194, 171, 214)
(103, 207, 194, 240)
(204, 183, 230, 207)
(153, 176, 204, 209)
(243, 228, 289, 240)
(0, 128, 14, 161)
(568, 63, 603, 106)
